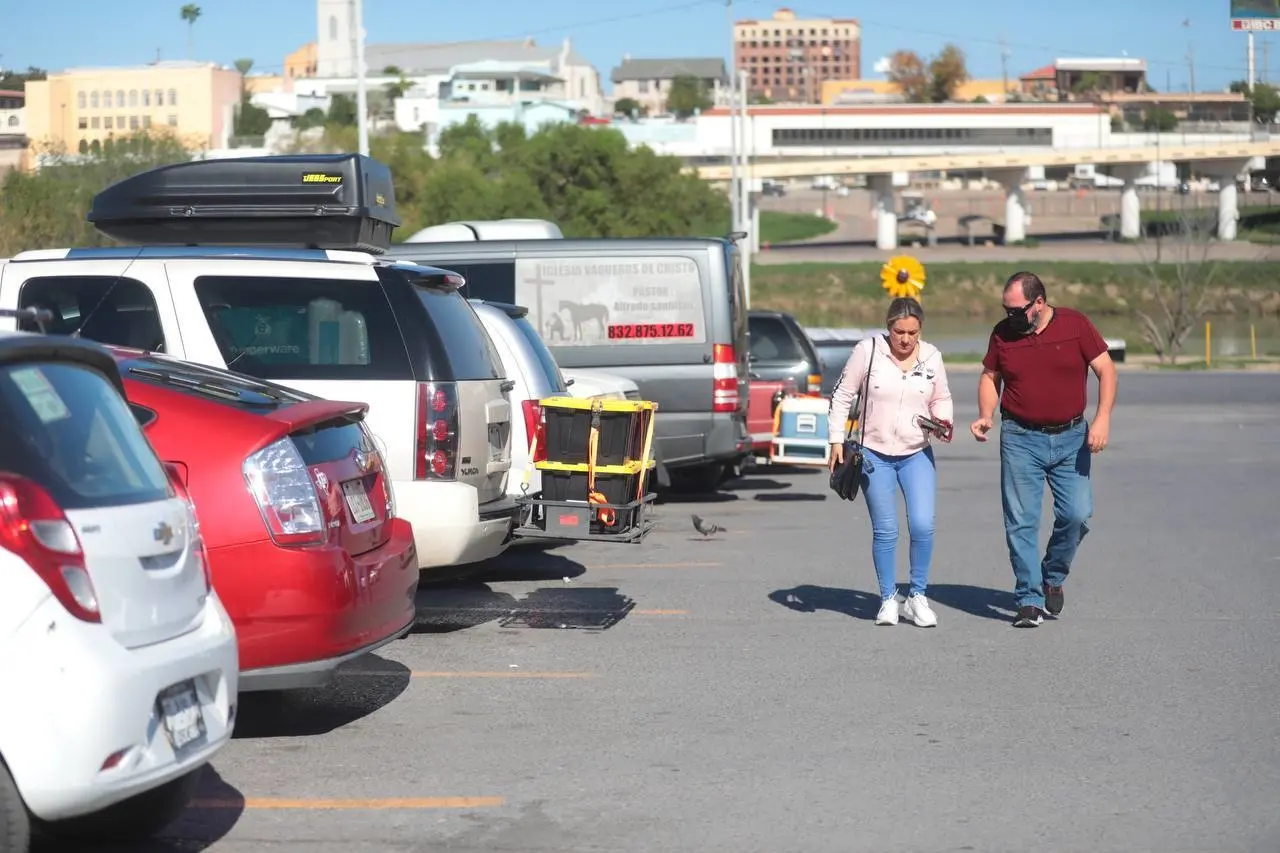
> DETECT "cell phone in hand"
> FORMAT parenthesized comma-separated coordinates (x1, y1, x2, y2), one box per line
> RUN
(916, 415, 953, 442)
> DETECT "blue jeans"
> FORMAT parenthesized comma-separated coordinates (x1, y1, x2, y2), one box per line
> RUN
(999, 418, 1093, 609)
(860, 446, 937, 601)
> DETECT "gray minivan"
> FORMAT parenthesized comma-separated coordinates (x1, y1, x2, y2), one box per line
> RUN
(383, 237, 751, 492)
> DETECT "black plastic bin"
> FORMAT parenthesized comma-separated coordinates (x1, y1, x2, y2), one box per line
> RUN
(540, 398, 656, 467)
(541, 469, 642, 506)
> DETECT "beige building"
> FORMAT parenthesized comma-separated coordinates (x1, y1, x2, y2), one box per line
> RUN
(734, 7, 861, 103)
(610, 57, 728, 115)
(286, 42, 318, 82)
(22, 60, 242, 160)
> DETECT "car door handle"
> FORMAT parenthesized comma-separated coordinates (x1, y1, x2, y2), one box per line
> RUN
(749, 371, 761, 380)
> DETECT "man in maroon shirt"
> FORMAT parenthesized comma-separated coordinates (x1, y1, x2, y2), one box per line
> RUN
(970, 271, 1118, 627)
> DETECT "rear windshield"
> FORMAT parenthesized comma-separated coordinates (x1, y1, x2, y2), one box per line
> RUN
(512, 314, 568, 393)
(0, 362, 171, 509)
(411, 285, 504, 381)
(193, 275, 413, 381)
(748, 315, 805, 361)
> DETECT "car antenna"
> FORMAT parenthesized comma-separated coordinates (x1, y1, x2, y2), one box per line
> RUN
(70, 245, 147, 343)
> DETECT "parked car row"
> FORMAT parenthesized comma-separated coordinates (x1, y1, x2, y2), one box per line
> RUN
(0, 151, 815, 850)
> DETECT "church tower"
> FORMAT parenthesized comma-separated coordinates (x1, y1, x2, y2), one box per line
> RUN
(316, 0, 356, 77)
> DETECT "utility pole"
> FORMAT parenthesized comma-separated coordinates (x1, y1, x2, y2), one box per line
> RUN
(726, 0, 740, 232)
(1184, 18, 1195, 93)
(999, 34, 1010, 100)
(354, 0, 369, 156)
(1263, 37, 1271, 84)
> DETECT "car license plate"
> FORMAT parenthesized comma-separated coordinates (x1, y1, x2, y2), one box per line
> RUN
(488, 423, 504, 461)
(157, 680, 205, 752)
(342, 479, 376, 523)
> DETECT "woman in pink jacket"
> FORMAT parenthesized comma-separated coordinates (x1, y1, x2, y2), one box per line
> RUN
(827, 297, 954, 627)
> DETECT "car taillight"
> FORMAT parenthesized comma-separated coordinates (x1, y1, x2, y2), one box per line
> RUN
(242, 437, 327, 547)
(415, 382, 459, 480)
(360, 423, 395, 518)
(807, 373, 822, 394)
(164, 462, 211, 594)
(712, 343, 739, 413)
(0, 474, 100, 623)
(521, 399, 547, 463)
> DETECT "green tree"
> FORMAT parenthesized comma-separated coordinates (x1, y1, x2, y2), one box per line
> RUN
(180, 4, 202, 59)
(927, 44, 969, 102)
(0, 131, 193, 255)
(0, 66, 46, 87)
(1230, 80, 1280, 121)
(326, 93, 357, 126)
(1142, 107, 1178, 132)
(665, 75, 713, 119)
(613, 97, 644, 118)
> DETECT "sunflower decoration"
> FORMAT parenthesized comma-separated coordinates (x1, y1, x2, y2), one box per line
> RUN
(880, 254, 926, 301)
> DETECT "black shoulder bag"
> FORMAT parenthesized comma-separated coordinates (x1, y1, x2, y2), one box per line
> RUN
(829, 340, 876, 502)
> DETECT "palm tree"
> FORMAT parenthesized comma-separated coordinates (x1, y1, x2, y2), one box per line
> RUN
(180, 4, 202, 59)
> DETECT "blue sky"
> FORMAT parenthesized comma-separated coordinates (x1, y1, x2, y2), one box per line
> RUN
(1, 0, 1273, 93)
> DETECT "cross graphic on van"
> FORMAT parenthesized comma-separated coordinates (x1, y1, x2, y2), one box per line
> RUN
(521, 266, 556, 335)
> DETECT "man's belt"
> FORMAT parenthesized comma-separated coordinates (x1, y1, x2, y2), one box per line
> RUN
(1000, 409, 1084, 435)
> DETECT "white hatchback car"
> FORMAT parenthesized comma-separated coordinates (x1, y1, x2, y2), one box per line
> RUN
(0, 326, 238, 850)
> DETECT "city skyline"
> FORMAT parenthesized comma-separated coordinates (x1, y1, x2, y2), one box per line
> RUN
(2, 0, 1274, 94)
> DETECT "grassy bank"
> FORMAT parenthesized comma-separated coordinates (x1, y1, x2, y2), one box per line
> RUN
(757, 211, 837, 245)
(748, 260, 1280, 326)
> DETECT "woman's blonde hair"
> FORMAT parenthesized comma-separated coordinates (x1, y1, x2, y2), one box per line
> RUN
(886, 297, 925, 328)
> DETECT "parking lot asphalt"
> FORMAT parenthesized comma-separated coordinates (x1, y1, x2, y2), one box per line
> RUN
(96, 371, 1280, 853)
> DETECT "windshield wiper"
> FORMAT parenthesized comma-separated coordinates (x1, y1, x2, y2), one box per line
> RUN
(127, 365, 268, 403)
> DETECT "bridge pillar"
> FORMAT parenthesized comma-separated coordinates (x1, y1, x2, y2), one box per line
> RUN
(990, 168, 1028, 244)
(869, 174, 897, 250)
(1110, 164, 1147, 240)
(1199, 158, 1252, 241)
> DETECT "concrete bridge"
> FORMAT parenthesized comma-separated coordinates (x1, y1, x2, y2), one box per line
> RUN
(696, 139, 1280, 250)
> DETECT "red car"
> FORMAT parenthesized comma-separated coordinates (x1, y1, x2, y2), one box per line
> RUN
(109, 347, 419, 692)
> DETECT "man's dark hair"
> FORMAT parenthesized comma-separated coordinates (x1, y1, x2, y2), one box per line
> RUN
(1004, 271, 1047, 304)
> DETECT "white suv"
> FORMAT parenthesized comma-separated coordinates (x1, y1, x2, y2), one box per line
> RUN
(0, 327, 237, 850)
(0, 153, 518, 574)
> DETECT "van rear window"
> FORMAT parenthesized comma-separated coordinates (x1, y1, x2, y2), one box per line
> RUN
(512, 256, 707, 347)
(0, 362, 171, 510)
(193, 276, 413, 381)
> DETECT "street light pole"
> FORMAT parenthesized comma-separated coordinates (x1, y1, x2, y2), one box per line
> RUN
(354, 0, 370, 156)
(726, 0, 741, 231)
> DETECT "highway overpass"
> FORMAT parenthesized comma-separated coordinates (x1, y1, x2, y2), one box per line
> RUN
(696, 139, 1280, 249)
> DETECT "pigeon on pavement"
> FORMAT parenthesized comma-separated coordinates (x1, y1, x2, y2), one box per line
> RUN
(691, 514, 725, 536)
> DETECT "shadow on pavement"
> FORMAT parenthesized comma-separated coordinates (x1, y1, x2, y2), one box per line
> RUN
(455, 549, 589, 584)
(926, 584, 1018, 621)
(754, 492, 826, 502)
(42, 766, 245, 852)
(231, 654, 412, 739)
(414, 583, 635, 633)
(768, 584, 881, 620)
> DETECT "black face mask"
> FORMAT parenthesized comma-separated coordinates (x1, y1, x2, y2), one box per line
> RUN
(1005, 303, 1038, 335)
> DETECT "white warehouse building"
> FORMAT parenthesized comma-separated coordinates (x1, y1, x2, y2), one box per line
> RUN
(614, 103, 1117, 160)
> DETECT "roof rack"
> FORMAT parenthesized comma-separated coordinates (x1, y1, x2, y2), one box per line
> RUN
(87, 153, 401, 255)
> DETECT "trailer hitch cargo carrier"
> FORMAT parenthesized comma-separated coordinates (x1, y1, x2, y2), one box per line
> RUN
(511, 397, 660, 544)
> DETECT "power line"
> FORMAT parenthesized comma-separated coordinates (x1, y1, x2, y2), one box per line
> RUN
(237, 0, 724, 75)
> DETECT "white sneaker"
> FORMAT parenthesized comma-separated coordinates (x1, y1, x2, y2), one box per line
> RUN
(902, 594, 938, 628)
(874, 598, 900, 625)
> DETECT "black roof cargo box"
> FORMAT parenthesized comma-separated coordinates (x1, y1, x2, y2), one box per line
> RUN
(87, 153, 401, 254)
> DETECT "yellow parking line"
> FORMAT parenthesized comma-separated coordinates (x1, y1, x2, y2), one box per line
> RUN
(338, 669, 596, 679)
(192, 796, 504, 811)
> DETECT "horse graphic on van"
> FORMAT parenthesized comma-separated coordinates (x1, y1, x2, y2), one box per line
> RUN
(559, 300, 610, 341)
